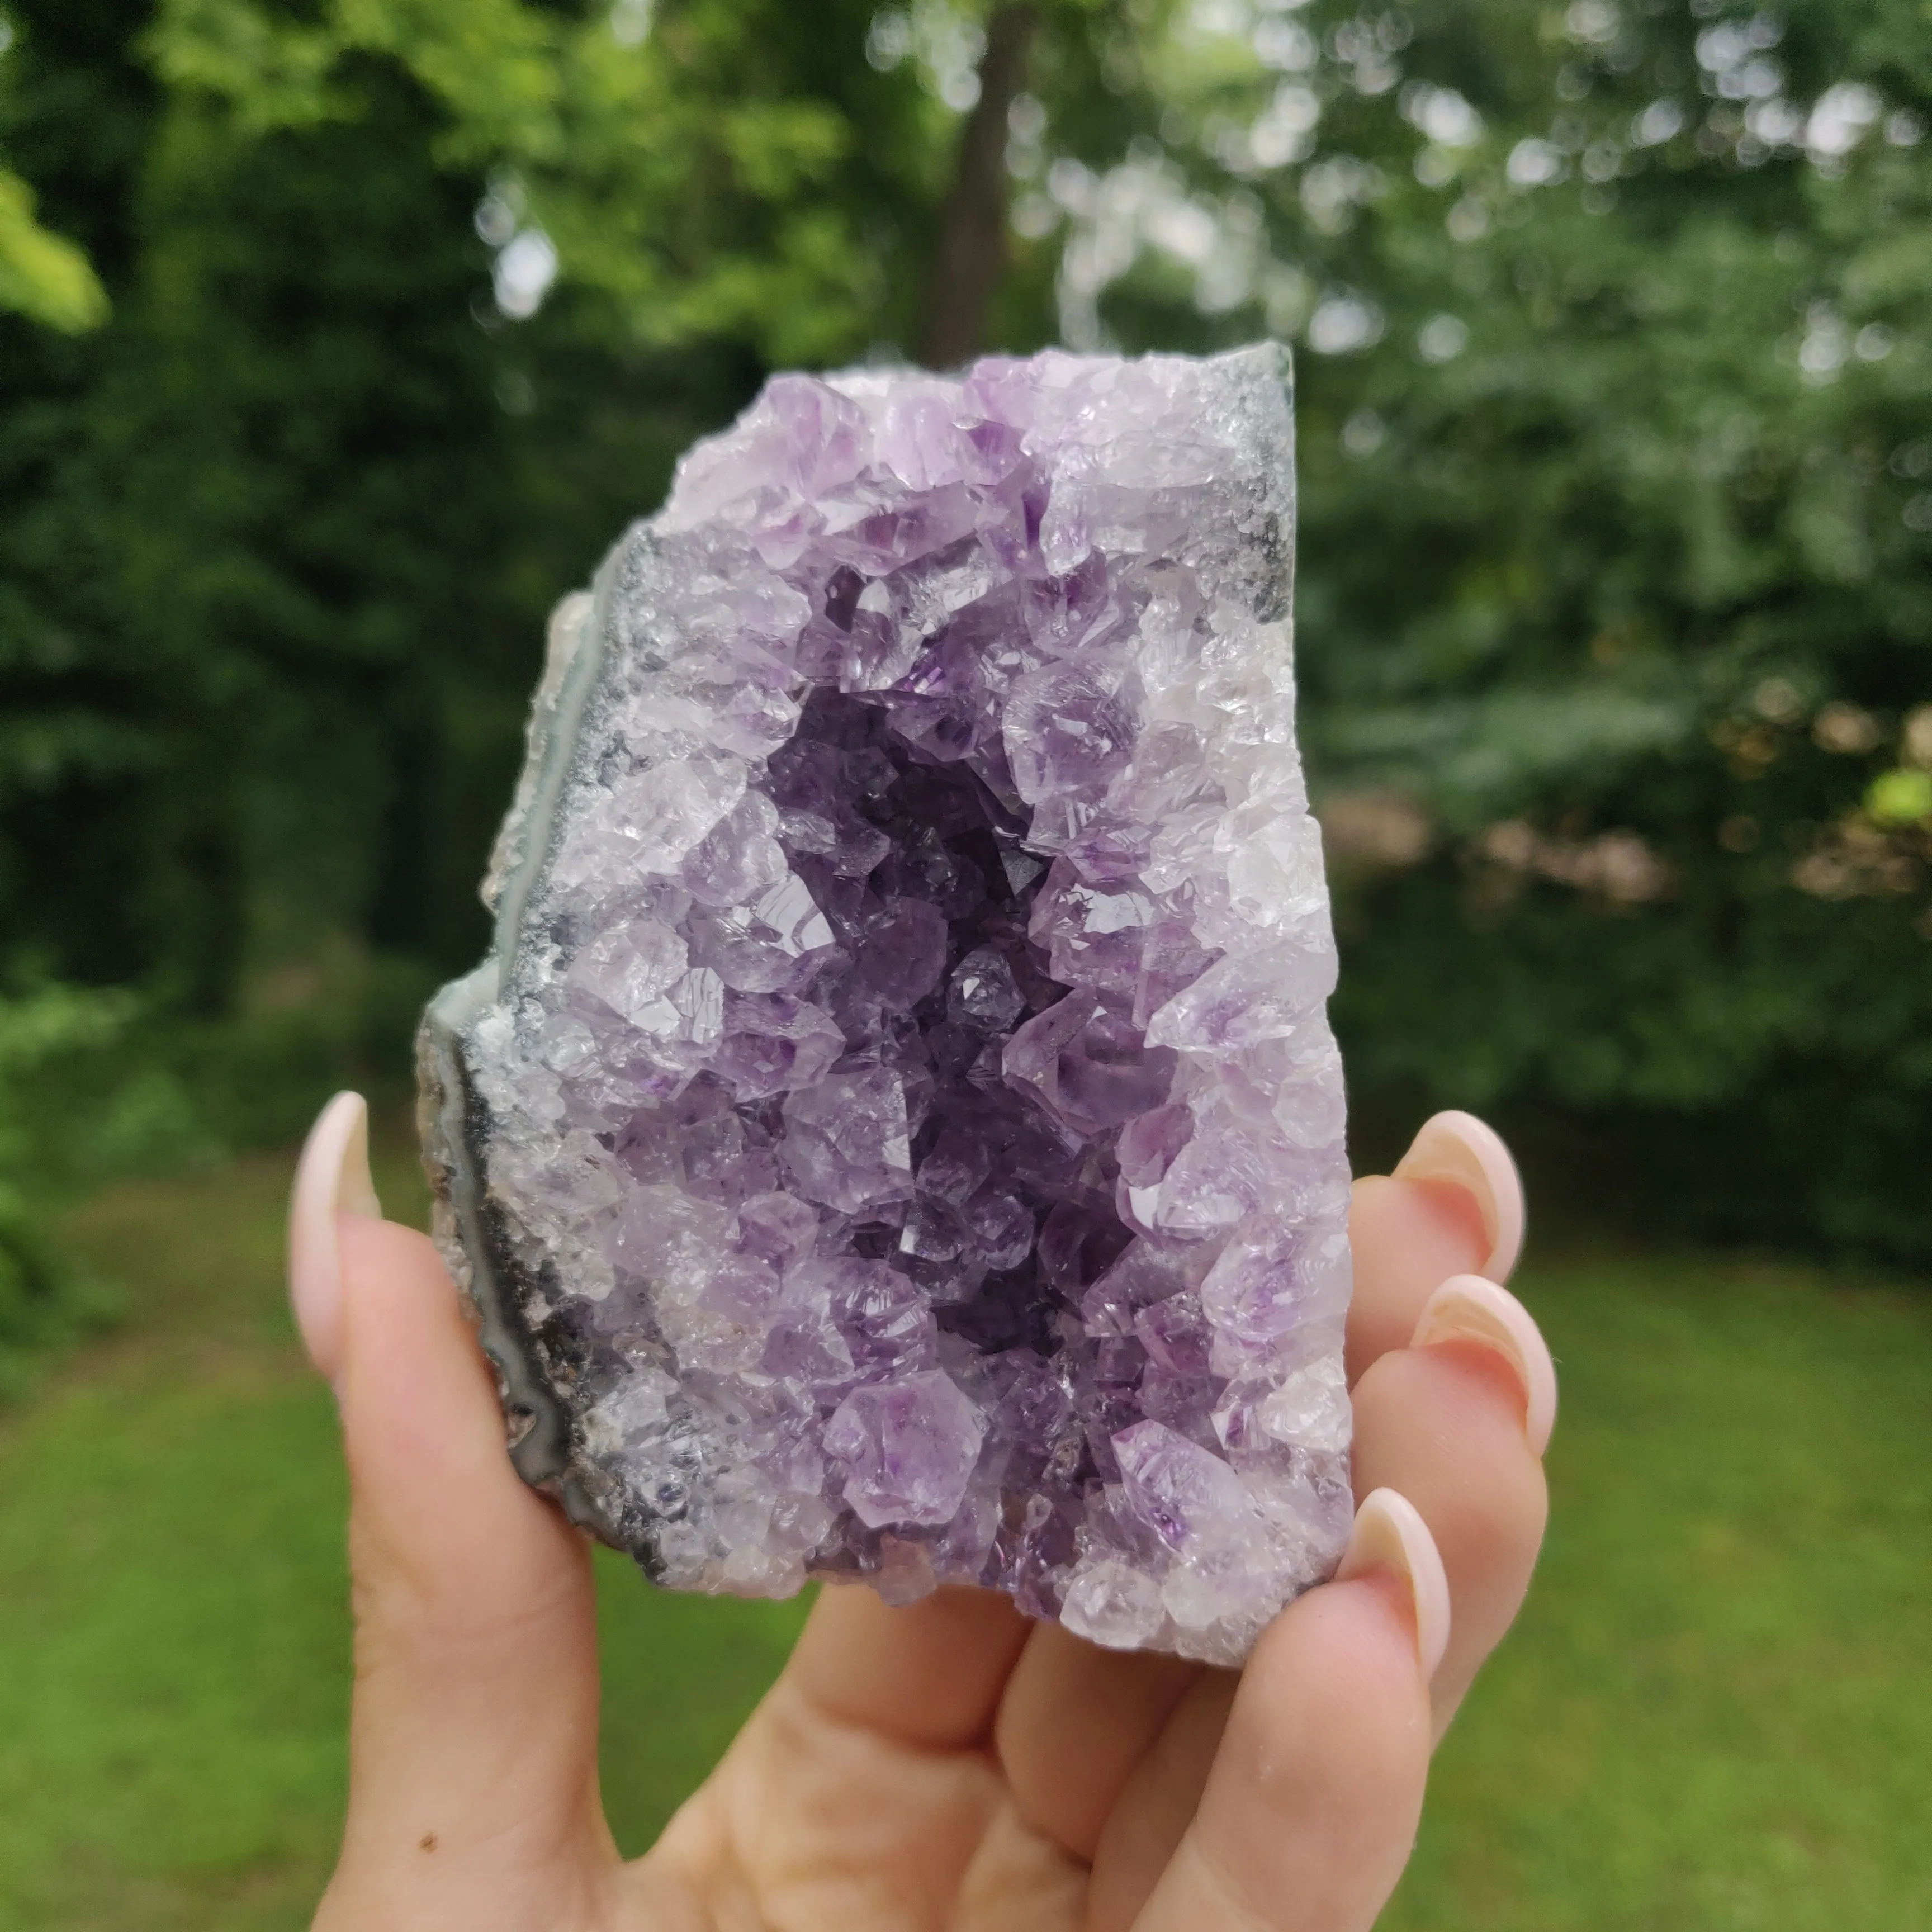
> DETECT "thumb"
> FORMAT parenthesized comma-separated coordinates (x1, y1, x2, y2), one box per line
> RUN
(290, 1094, 613, 1928)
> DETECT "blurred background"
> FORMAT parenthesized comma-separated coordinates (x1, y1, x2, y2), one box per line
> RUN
(0, 1, 1926, 1926)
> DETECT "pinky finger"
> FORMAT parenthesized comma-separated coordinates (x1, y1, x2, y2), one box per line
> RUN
(1129, 1493, 1442, 1932)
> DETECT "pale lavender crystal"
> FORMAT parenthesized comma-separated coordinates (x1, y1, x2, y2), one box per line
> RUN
(826, 1371, 988, 1529)
(418, 344, 1354, 1664)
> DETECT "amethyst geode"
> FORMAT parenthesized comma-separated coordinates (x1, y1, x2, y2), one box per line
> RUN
(418, 344, 1353, 1664)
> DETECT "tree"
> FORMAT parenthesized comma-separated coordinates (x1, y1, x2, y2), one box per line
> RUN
(2, 0, 1929, 1251)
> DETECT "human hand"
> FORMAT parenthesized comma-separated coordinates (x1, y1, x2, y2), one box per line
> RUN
(290, 1096, 1553, 1931)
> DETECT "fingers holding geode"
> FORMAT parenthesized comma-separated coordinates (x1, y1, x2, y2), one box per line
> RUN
(1083, 1667, 1236, 1932)
(1391, 1110, 1525, 1282)
(1347, 1310, 1550, 1737)
(1122, 1574, 1431, 1932)
(788, 1582, 1032, 1751)
(1346, 1111, 1526, 1385)
(992, 1620, 1201, 1862)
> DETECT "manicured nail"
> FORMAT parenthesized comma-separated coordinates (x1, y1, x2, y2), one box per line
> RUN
(1412, 1273, 1558, 1457)
(288, 1091, 382, 1386)
(1336, 1488, 1451, 1680)
(1391, 1110, 1524, 1282)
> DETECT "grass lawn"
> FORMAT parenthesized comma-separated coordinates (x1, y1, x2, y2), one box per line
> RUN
(0, 1145, 1925, 1929)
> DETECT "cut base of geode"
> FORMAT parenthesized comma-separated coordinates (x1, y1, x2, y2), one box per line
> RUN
(418, 344, 1353, 1665)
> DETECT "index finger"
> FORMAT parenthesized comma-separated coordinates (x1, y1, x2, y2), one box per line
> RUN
(1346, 1111, 1524, 1384)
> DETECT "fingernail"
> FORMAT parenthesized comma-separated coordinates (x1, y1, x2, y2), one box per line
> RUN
(288, 1091, 382, 1386)
(1391, 1110, 1524, 1282)
(1412, 1274, 1558, 1457)
(1336, 1488, 1451, 1681)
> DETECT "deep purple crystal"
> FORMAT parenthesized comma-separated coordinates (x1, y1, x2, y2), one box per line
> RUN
(418, 345, 1352, 1663)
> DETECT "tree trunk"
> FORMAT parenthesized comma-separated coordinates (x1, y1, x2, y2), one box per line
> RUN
(917, 3, 1037, 369)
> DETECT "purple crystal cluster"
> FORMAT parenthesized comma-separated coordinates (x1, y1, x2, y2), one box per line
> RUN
(419, 344, 1353, 1664)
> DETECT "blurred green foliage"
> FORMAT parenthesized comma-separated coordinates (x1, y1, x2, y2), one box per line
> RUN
(1, 0, 1929, 1254)
(0, 1, 106, 334)
(0, 164, 106, 330)
(0, 985, 132, 1374)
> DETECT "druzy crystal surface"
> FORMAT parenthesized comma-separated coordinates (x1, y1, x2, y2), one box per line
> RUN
(419, 344, 1353, 1665)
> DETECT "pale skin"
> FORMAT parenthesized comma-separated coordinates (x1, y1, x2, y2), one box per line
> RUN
(295, 1107, 1551, 1932)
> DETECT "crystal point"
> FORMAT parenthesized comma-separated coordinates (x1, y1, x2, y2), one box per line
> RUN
(419, 344, 1352, 1663)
